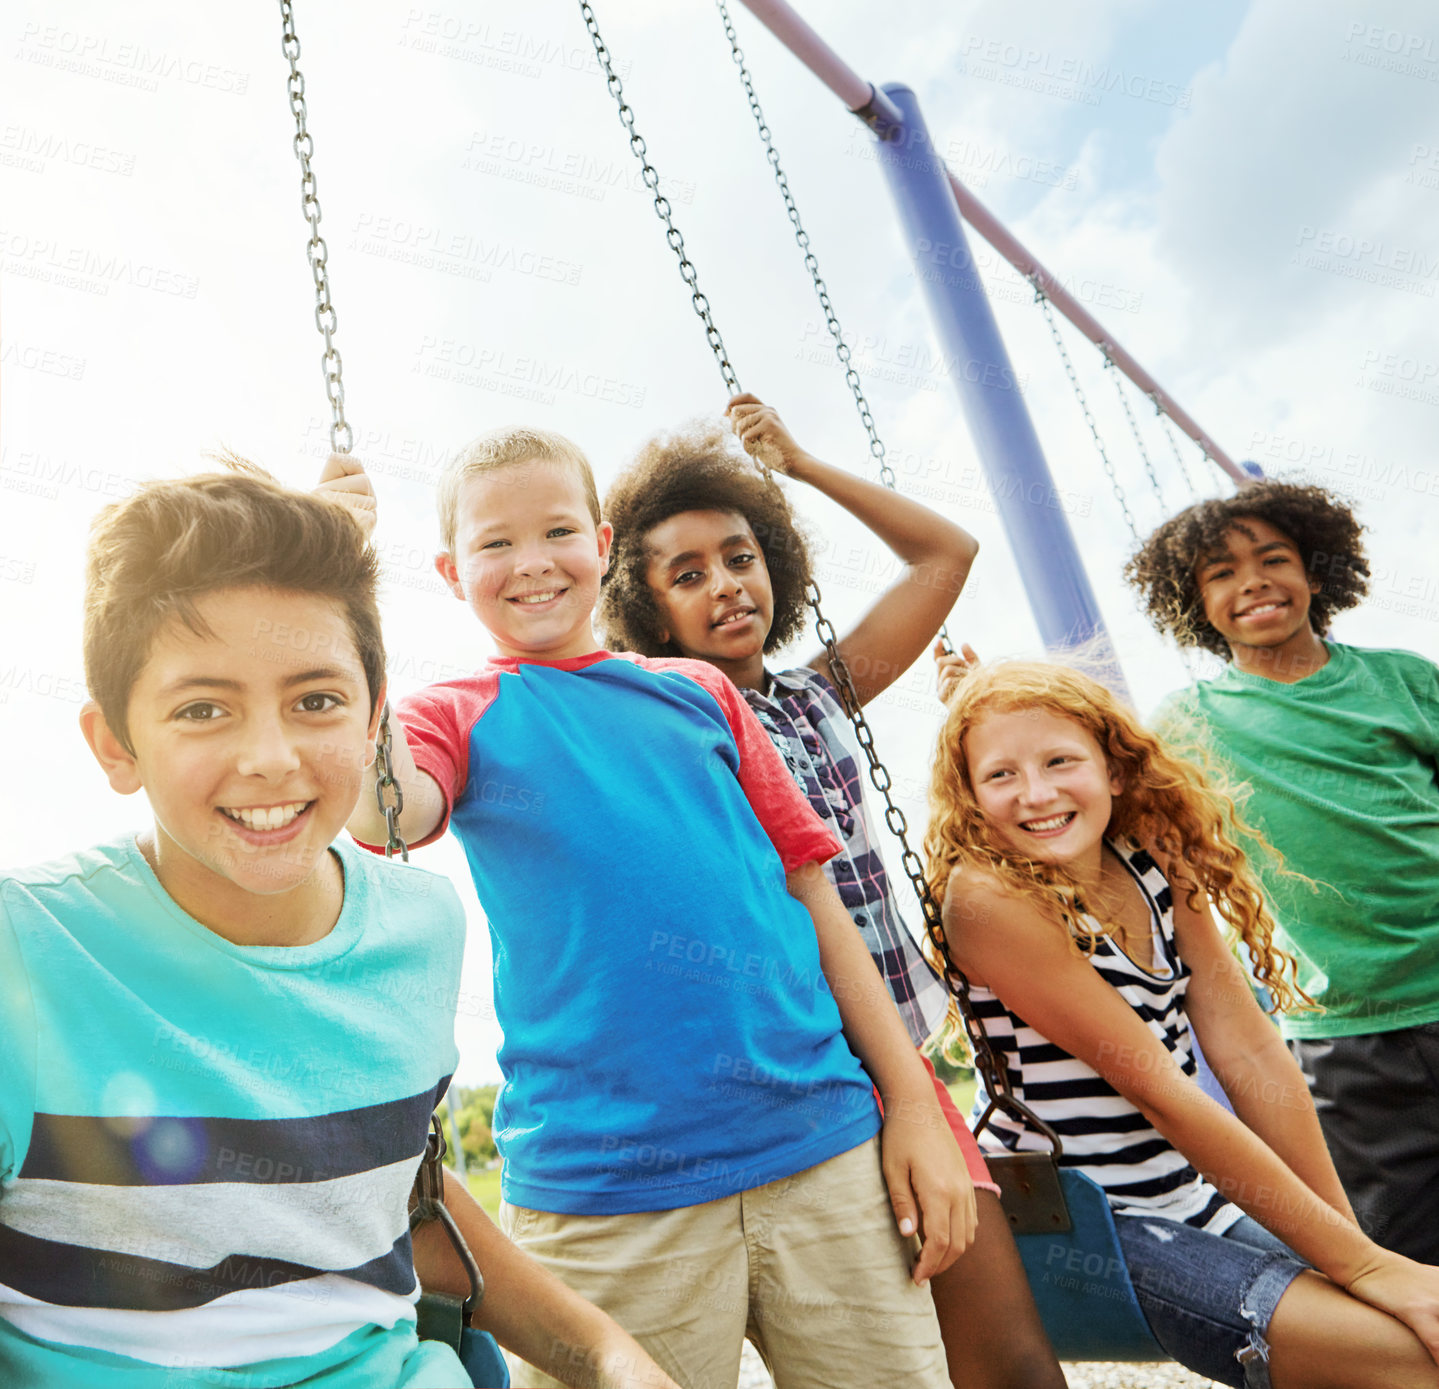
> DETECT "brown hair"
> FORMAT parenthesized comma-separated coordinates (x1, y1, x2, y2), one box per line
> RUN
(923, 658, 1313, 1015)
(1124, 481, 1369, 657)
(83, 458, 384, 753)
(599, 419, 813, 657)
(437, 427, 599, 555)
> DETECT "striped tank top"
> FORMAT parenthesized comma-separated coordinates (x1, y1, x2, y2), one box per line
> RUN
(970, 841, 1241, 1231)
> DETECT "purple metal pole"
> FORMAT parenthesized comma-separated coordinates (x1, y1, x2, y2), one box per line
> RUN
(736, 0, 1247, 484)
(874, 83, 1126, 678)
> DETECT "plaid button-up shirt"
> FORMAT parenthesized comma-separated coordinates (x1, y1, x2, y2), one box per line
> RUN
(743, 666, 950, 1047)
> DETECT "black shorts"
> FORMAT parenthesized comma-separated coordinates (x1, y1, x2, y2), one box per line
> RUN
(1291, 1021, 1439, 1263)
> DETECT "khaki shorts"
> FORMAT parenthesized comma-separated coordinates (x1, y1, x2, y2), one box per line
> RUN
(499, 1135, 950, 1389)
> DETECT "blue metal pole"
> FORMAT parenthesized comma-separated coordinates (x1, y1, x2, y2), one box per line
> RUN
(871, 85, 1126, 683)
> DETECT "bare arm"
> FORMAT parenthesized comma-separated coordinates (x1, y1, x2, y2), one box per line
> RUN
(944, 871, 1430, 1305)
(950, 870, 1439, 1361)
(1168, 869, 1357, 1220)
(785, 860, 976, 1282)
(413, 1170, 681, 1389)
(727, 395, 978, 705)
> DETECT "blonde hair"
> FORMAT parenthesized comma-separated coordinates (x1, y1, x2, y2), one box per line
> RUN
(437, 427, 600, 555)
(923, 659, 1313, 1015)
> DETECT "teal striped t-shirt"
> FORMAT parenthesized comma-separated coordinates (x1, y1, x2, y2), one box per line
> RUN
(0, 836, 467, 1386)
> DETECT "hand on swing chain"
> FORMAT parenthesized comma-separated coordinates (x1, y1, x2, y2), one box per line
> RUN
(881, 1096, 977, 1285)
(316, 453, 378, 538)
(724, 392, 809, 479)
(933, 639, 982, 705)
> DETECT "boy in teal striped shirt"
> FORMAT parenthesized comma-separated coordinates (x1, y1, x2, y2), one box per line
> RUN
(0, 463, 677, 1388)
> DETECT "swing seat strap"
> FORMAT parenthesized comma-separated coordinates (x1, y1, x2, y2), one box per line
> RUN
(409, 1114, 485, 1351)
(415, 1290, 467, 1352)
(986, 1151, 1072, 1236)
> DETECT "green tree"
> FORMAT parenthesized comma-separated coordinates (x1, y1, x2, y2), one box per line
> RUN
(437, 1084, 499, 1166)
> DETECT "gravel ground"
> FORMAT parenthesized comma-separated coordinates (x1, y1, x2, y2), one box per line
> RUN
(735, 1340, 1219, 1388)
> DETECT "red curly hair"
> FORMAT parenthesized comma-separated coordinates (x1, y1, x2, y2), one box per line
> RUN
(923, 659, 1313, 1015)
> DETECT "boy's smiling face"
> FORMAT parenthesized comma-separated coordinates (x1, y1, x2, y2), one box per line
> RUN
(1195, 516, 1320, 653)
(437, 459, 613, 661)
(83, 586, 380, 941)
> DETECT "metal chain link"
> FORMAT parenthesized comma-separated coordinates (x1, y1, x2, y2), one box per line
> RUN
(714, 0, 956, 664)
(576, 1, 740, 399)
(1032, 278, 1139, 543)
(373, 707, 409, 861)
(1151, 408, 1209, 687)
(280, 2, 407, 861)
(1154, 402, 1204, 500)
(802, 589, 1024, 1117)
(1107, 361, 1168, 515)
(279, 0, 351, 455)
(714, 1, 887, 480)
(703, 0, 1050, 1094)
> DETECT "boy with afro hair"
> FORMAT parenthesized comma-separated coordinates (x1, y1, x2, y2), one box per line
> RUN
(1127, 479, 1439, 1265)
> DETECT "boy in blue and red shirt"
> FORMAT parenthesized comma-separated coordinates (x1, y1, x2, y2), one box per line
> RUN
(336, 430, 968, 1389)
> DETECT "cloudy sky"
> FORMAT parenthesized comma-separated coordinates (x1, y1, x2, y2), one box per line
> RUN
(4, 0, 1436, 1081)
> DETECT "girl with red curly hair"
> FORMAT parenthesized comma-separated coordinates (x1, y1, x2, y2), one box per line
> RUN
(926, 657, 1439, 1389)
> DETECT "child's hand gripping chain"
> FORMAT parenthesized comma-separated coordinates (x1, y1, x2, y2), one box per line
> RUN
(933, 639, 981, 704)
(725, 393, 809, 477)
(316, 451, 378, 537)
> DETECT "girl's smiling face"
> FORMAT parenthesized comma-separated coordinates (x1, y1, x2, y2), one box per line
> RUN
(964, 708, 1123, 874)
(642, 508, 774, 686)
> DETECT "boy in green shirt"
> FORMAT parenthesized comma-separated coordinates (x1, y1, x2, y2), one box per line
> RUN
(1127, 480, 1439, 1264)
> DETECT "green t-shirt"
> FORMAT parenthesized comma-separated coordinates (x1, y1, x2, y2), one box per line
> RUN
(1154, 642, 1439, 1039)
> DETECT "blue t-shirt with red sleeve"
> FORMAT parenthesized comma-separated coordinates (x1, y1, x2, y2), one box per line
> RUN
(393, 650, 880, 1215)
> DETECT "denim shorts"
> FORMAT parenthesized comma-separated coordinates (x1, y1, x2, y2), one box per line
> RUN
(1115, 1212, 1310, 1389)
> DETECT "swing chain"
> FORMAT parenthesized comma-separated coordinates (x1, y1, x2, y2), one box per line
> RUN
(374, 703, 409, 861)
(1109, 364, 1168, 514)
(1152, 398, 1203, 501)
(1031, 278, 1138, 544)
(712, 0, 1003, 1075)
(279, 0, 351, 456)
(579, 0, 1035, 1126)
(709, 0, 1041, 1140)
(714, 0, 889, 482)
(714, 0, 953, 656)
(576, 1, 741, 400)
(804, 584, 1048, 1141)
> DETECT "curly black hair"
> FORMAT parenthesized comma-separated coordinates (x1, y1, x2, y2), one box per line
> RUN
(1124, 480, 1370, 657)
(600, 419, 814, 658)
